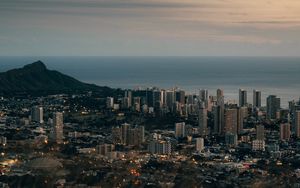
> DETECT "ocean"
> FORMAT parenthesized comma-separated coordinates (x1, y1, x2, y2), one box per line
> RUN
(0, 56, 299, 107)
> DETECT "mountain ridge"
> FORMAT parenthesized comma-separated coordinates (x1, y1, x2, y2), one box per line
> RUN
(0, 61, 116, 96)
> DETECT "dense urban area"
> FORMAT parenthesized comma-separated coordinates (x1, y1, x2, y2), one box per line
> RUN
(0, 87, 300, 187)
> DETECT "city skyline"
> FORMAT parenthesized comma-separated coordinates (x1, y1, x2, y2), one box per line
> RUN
(0, 60, 300, 187)
(0, 59, 299, 108)
(1, 0, 300, 56)
(1, 1, 300, 187)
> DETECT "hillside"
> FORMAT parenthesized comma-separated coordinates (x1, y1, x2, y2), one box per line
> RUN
(0, 61, 117, 96)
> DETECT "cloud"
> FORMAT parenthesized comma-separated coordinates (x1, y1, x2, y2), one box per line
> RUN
(0, 0, 212, 10)
(210, 35, 282, 45)
(2, 0, 300, 27)
(0, 0, 300, 56)
(235, 21, 300, 24)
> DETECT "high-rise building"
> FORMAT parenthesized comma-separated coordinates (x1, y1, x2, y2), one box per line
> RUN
(120, 123, 144, 146)
(195, 137, 204, 152)
(198, 102, 208, 136)
(175, 122, 186, 138)
(176, 90, 185, 105)
(239, 89, 247, 107)
(225, 133, 238, 147)
(153, 90, 162, 110)
(106, 97, 114, 109)
(213, 105, 222, 135)
(290, 100, 300, 111)
(127, 126, 145, 146)
(160, 90, 167, 107)
(217, 89, 224, 101)
(289, 101, 300, 123)
(290, 101, 297, 113)
(294, 111, 300, 138)
(256, 125, 265, 140)
(122, 97, 131, 109)
(199, 89, 208, 102)
(252, 140, 265, 151)
(133, 97, 141, 112)
(148, 140, 172, 155)
(224, 108, 238, 135)
(31, 106, 44, 124)
(237, 107, 248, 134)
(124, 90, 132, 107)
(253, 90, 261, 108)
(134, 89, 147, 106)
(166, 90, 175, 112)
(121, 123, 130, 144)
(138, 126, 145, 143)
(96, 144, 115, 156)
(186, 94, 194, 105)
(146, 89, 154, 107)
(199, 89, 208, 109)
(53, 112, 64, 144)
(214, 89, 225, 135)
(112, 127, 122, 144)
(289, 100, 296, 113)
(207, 96, 213, 112)
(280, 123, 291, 141)
(267, 95, 281, 120)
(279, 109, 289, 120)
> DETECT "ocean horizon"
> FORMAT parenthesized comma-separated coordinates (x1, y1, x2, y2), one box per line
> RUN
(1, 56, 299, 107)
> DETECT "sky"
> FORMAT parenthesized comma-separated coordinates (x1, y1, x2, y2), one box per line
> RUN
(1, 0, 300, 56)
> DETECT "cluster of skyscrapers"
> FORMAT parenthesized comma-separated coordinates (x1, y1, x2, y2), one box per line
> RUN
(31, 106, 64, 144)
(106, 87, 300, 145)
(112, 123, 145, 146)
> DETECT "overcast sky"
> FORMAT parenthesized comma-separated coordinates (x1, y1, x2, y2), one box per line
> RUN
(1, 0, 300, 56)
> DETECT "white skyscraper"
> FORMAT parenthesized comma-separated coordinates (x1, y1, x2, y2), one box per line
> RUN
(53, 112, 64, 144)
(199, 89, 208, 104)
(124, 90, 132, 108)
(106, 97, 114, 109)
